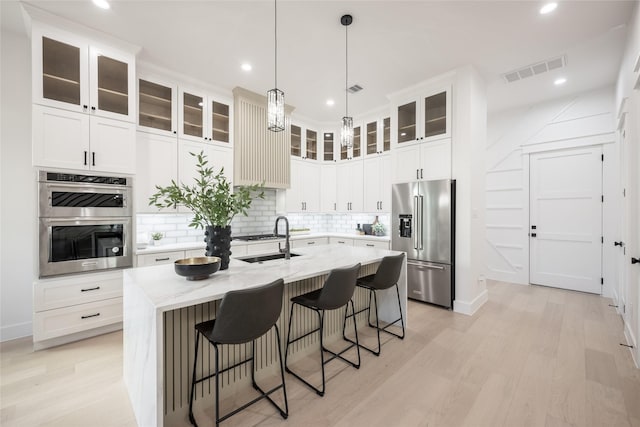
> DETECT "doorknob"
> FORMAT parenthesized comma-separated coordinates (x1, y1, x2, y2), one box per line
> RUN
(614, 241, 624, 247)
(632, 258, 640, 265)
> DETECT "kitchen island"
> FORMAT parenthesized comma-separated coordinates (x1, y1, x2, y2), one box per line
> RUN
(123, 244, 406, 427)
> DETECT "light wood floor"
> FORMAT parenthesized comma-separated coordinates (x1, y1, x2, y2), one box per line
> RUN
(2, 281, 639, 427)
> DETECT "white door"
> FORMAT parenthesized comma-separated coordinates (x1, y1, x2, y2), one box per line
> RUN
(136, 132, 177, 213)
(89, 116, 136, 174)
(320, 165, 337, 212)
(529, 146, 603, 293)
(286, 159, 303, 212)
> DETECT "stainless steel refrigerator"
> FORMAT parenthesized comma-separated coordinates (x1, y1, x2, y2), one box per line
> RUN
(391, 179, 455, 308)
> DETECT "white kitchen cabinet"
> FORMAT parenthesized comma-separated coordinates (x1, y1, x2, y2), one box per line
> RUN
(136, 132, 178, 213)
(33, 270, 123, 345)
(286, 159, 320, 212)
(338, 123, 363, 161)
(363, 155, 391, 212)
(246, 242, 281, 256)
(353, 239, 390, 250)
(363, 117, 392, 157)
(393, 87, 451, 147)
(179, 87, 231, 146)
(137, 75, 178, 136)
(291, 124, 319, 161)
(33, 104, 136, 174)
(329, 237, 354, 246)
(179, 139, 233, 187)
(336, 161, 364, 212)
(320, 164, 337, 212)
(32, 27, 136, 123)
(185, 248, 206, 258)
(322, 131, 338, 162)
(392, 138, 451, 183)
(291, 237, 328, 248)
(137, 250, 185, 267)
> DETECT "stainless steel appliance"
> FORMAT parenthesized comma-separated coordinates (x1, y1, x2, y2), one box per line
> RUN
(391, 179, 455, 308)
(38, 171, 133, 277)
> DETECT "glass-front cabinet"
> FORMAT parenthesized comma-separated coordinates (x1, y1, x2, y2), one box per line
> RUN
(290, 124, 318, 160)
(395, 87, 451, 146)
(178, 87, 231, 145)
(362, 116, 391, 156)
(340, 125, 361, 160)
(138, 77, 177, 135)
(323, 132, 335, 161)
(33, 28, 136, 122)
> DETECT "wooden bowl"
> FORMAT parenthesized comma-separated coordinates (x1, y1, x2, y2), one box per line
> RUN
(174, 257, 221, 280)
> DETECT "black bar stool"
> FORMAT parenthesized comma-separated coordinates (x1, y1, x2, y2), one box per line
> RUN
(284, 263, 361, 396)
(188, 278, 288, 427)
(344, 253, 405, 356)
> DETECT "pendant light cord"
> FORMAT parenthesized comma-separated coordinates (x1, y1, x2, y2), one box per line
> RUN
(345, 22, 348, 116)
(274, 0, 278, 89)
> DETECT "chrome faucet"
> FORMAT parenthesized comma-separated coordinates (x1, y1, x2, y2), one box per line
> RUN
(274, 216, 291, 260)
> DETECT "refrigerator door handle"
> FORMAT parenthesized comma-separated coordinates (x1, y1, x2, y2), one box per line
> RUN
(407, 261, 445, 270)
(413, 195, 419, 250)
(419, 195, 424, 250)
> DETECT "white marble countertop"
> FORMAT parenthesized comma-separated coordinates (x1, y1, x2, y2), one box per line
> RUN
(135, 232, 390, 255)
(124, 245, 402, 313)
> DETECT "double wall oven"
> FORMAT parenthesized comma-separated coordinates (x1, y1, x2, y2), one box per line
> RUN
(38, 171, 133, 277)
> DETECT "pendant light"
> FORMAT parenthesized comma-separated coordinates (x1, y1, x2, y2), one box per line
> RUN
(267, 0, 285, 132)
(340, 14, 353, 148)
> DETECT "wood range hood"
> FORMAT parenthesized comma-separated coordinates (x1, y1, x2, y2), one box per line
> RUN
(233, 87, 295, 189)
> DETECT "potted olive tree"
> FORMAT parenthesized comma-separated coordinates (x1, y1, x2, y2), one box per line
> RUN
(149, 151, 264, 270)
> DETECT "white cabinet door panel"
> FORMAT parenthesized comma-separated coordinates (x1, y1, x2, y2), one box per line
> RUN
(321, 165, 337, 212)
(393, 145, 421, 183)
(136, 132, 178, 213)
(419, 139, 451, 180)
(89, 116, 136, 174)
(33, 104, 89, 170)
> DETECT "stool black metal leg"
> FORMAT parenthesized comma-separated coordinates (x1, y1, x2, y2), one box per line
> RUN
(274, 324, 289, 418)
(395, 283, 406, 339)
(214, 344, 220, 427)
(318, 310, 326, 396)
(284, 303, 295, 369)
(372, 289, 382, 355)
(188, 331, 200, 427)
(350, 299, 361, 368)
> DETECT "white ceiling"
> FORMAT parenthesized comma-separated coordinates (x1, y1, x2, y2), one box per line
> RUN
(2, 1, 636, 122)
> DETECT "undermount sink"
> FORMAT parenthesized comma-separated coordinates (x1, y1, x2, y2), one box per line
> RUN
(237, 252, 301, 264)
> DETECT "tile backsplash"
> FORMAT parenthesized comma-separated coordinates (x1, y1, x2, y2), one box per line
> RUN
(137, 189, 390, 245)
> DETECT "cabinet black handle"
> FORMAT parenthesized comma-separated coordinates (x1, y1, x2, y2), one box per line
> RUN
(531, 233, 537, 237)
(91, 106, 96, 111)
(307, 241, 315, 245)
(155, 257, 170, 261)
(81, 313, 100, 319)
(614, 241, 624, 247)
(84, 151, 88, 165)
(366, 244, 374, 247)
(416, 169, 419, 179)
(421, 169, 423, 179)
(531, 225, 537, 230)
(173, 131, 177, 134)
(92, 152, 96, 166)
(81, 286, 101, 292)
(632, 258, 640, 265)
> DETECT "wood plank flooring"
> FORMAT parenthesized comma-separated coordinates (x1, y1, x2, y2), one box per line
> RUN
(1, 280, 638, 427)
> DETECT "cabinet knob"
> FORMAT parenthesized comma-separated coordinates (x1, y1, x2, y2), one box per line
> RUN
(173, 131, 177, 134)
(83, 105, 88, 110)
(91, 106, 96, 111)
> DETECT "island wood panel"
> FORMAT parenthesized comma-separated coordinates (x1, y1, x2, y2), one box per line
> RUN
(162, 262, 379, 420)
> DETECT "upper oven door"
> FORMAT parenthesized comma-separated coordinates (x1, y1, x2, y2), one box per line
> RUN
(39, 182, 132, 218)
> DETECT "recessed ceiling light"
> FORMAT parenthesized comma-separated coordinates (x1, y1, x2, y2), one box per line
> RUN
(539, 2, 557, 14)
(92, 0, 110, 10)
(326, 99, 335, 106)
(554, 77, 567, 86)
(241, 63, 252, 72)
(325, 133, 331, 137)
(400, 132, 407, 137)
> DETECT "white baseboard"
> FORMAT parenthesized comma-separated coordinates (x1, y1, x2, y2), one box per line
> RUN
(623, 321, 639, 369)
(454, 289, 489, 316)
(0, 321, 32, 342)
(33, 322, 122, 351)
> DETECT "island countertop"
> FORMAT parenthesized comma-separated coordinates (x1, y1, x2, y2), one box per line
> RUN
(124, 244, 404, 313)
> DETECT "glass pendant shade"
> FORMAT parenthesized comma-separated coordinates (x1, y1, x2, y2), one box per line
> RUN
(341, 116, 353, 148)
(267, 88, 285, 132)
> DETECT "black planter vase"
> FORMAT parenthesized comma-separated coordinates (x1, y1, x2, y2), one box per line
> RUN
(204, 225, 232, 270)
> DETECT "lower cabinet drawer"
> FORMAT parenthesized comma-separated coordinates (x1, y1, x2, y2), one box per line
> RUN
(291, 238, 328, 248)
(329, 237, 354, 246)
(34, 270, 122, 311)
(137, 251, 184, 266)
(354, 240, 390, 250)
(33, 297, 123, 341)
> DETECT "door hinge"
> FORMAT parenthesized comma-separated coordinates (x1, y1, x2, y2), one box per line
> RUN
(601, 277, 604, 285)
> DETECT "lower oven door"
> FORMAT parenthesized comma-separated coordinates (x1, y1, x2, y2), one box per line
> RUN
(39, 217, 133, 277)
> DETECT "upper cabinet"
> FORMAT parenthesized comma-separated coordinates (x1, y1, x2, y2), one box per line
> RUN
(363, 116, 391, 157)
(339, 124, 362, 161)
(394, 87, 451, 146)
(323, 132, 336, 162)
(137, 76, 178, 136)
(179, 87, 232, 146)
(290, 124, 318, 160)
(33, 28, 136, 123)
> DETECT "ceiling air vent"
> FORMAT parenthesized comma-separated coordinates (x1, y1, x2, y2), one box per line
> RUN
(502, 55, 567, 84)
(347, 84, 363, 93)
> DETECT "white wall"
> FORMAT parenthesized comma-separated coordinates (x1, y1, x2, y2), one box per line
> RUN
(452, 65, 488, 315)
(1, 27, 36, 340)
(485, 87, 616, 291)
